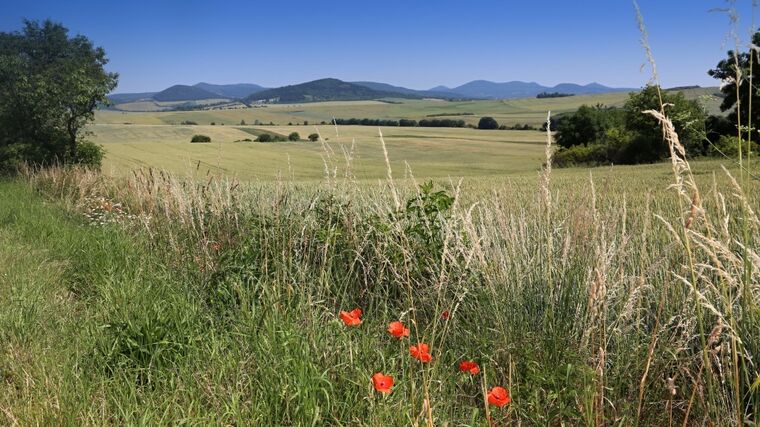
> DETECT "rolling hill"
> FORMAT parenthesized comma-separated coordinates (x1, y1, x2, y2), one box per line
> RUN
(193, 82, 267, 99)
(108, 79, 636, 109)
(351, 81, 467, 99)
(430, 80, 634, 99)
(106, 92, 157, 104)
(152, 85, 222, 102)
(244, 78, 423, 103)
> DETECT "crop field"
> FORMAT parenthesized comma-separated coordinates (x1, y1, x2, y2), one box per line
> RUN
(91, 88, 722, 182)
(90, 124, 547, 181)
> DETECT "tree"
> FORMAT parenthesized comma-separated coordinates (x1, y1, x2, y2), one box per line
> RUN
(708, 31, 760, 141)
(0, 20, 118, 172)
(623, 85, 706, 161)
(288, 132, 300, 141)
(478, 116, 499, 130)
(308, 133, 320, 142)
(257, 134, 273, 142)
(555, 104, 623, 149)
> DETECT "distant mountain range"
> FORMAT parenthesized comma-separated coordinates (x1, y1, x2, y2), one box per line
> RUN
(429, 80, 634, 99)
(106, 78, 637, 109)
(244, 78, 427, 103)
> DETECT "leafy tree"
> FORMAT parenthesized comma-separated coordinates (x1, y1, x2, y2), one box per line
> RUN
(555, 105, 623, 149)
(308, 133, 319, 142)
(477, 116, 499, 130)
(288, 132, 300, 141)
(257, 133, 273, 142)
(0, 20, 118, 172)
(708, 31, 760, 140)
(623, 85, 706, 161)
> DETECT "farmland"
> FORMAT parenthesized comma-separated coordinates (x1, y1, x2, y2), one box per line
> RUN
(91, 87, 722, 181)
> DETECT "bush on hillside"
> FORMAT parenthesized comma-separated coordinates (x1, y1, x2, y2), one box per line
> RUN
(288, 132, 300, 141)
(477, 116, 499, 130)
(308, 133, 319, 142)
(256, 133, 286, 143)
(190, 135, 211, 143)
(73, 141, 105, 169)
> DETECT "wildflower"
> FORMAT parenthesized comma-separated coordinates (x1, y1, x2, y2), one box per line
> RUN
(487, 386, 511, 407)
(211, 242, 221, 251)
(372, 372, 394, 394)
(387, 321, 410, 338)
(339, 308, 362, 326)
(441, 310, 450, 320)
(458, 360, 480, 375)
(410, 343, 432, 362)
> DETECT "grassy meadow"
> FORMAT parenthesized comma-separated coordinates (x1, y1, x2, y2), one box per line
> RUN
(2, 88, 758, 425)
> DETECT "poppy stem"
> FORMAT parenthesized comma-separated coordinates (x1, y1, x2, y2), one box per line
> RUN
(482, 366, 492, 425)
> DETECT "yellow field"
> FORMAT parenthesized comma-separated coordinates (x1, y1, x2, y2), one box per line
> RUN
(92, 90, 724, 181)
(92, 123, 547, 181)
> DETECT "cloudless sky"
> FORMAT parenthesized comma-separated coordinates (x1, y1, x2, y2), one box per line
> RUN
(0, 1, 756, 93)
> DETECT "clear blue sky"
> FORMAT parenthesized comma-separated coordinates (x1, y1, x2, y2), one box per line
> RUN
(0, 0, 755, 93)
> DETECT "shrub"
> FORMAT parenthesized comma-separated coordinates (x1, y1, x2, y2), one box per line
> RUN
(308, 133, 319, 142)
(190, 135, 211, 143)
(553, 127, 632, 167)
(478, 116, 499, 130)
(288, 132, 300, 141)
(73, 141, 105, 169)
(709, 135, 759, 158)
(257, 134, 286, 143)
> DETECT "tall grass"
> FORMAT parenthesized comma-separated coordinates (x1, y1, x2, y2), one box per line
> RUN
(2, 7, 759, 426)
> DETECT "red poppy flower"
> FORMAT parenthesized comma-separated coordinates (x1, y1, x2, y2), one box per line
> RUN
(339, 308, 362, 326)
(387, 321, 410, 338)
(372, 372, 394, 394)
(441, 310, 450, 320)
(458, 360, 480, 375)
(487, 386, 511, 407)
(410, 343, 432, 362)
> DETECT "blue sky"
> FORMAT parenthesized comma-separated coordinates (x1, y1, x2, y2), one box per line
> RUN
(0, 1, 755, 93)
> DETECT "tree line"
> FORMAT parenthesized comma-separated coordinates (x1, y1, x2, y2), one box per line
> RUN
(332, 118, 467, 128)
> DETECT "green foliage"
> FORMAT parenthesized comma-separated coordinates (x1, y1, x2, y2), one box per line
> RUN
(308, 133, 319, 142)
(73, 141, 104, 169)
(256, 133, 286, 143)
(477, 116, 499, 129)
(288, 132, 300, 141)
(553, 86, 706, 166)
(190, 134, 211, 143)
(555, 104, 624, 149)
(709, 30, 760, 140)
(623, 85, 706, 161)
(709, 135, 759, 158)
(0, 20, 118, 173)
